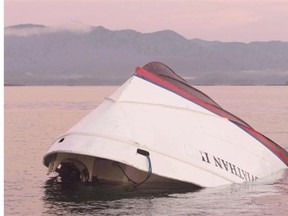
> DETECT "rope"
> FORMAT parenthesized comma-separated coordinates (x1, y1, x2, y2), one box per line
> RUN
(115, 154, 152, 187)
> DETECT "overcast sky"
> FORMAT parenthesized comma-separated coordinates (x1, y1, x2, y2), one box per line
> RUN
(4, 0, 288, 42)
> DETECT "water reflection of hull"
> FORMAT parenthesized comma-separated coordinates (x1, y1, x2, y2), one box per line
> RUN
(43, 176, 200, 203)
(42, 170, 288, 215)
(43, 62, 288, 188)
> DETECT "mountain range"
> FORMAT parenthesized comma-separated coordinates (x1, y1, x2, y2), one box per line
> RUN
(4, 23, 288, 85)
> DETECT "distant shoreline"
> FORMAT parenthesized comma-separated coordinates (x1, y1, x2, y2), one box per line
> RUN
(4, 83, 288, 87)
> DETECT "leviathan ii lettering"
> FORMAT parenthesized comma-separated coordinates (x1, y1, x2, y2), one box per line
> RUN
(200, 151, 258, 182)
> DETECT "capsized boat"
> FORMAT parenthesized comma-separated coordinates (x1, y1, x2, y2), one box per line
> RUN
(43, 62, 288, 188)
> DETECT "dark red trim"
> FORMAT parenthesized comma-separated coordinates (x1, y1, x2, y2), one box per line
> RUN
(136, 67, 249, 126)
(235, 123, 288, 166)
(135, 66, 288, 166)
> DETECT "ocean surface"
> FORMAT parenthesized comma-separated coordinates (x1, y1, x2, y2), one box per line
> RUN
(4, 86, 288, 215)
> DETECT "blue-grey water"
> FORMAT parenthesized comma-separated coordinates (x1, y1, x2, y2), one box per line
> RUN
(4, 86, 288, 215)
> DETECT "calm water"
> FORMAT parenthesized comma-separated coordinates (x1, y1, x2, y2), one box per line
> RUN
(4, 86, 288, 215)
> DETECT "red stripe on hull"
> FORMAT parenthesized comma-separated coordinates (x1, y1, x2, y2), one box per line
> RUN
(135, 66, 288, 167)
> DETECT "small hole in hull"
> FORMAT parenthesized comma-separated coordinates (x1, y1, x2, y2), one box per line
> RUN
(58, 138, 65, 143)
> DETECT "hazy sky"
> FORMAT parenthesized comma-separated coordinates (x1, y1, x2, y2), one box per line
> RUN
(4, 0, 288, 42)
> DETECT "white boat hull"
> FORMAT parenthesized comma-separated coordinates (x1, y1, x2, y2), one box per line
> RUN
(43, 62, 288, 188)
